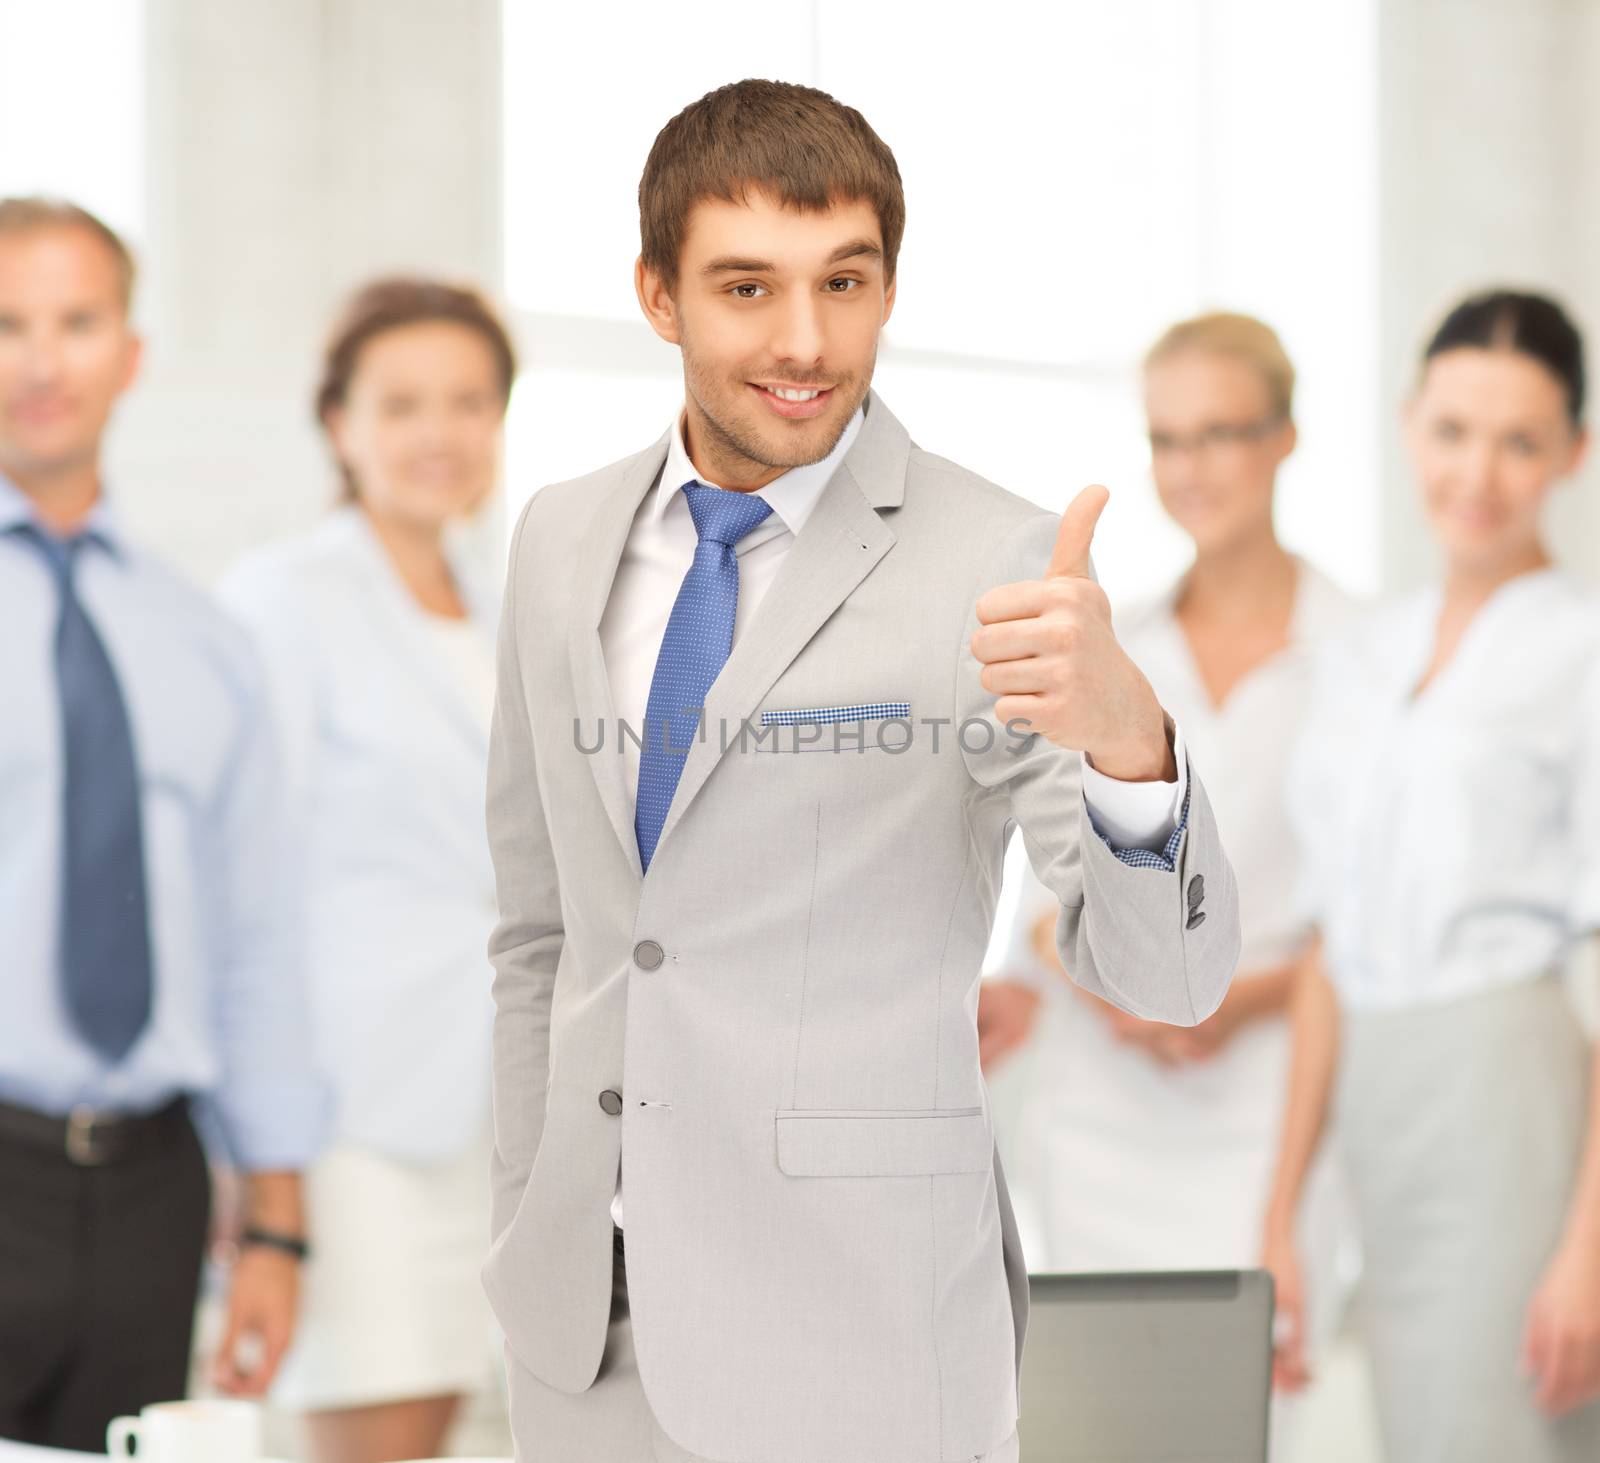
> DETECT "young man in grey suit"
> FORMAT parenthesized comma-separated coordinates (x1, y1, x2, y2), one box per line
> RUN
(485, 80, 1240, 1463)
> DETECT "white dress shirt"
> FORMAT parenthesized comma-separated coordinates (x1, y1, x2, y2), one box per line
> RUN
(600, 399, 1186, 1223)
(0, 475, 326, 1169)
(1291, 566, 1600, 1010)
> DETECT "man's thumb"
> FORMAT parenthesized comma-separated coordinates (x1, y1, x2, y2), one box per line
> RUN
(1046, 484, 1110, 579)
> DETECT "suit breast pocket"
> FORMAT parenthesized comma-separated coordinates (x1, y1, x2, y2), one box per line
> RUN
(754, 701, 913, 754)
(774, 1107, 990, 1176)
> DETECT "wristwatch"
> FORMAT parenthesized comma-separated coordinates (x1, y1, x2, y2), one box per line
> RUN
(240, 1225, 310, 1261)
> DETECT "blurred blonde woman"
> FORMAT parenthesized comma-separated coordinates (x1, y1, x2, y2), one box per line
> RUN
(981, 312, 1351, 1457)
(219, 279, 517, 1463)
(1267, 289, 1600, 1459)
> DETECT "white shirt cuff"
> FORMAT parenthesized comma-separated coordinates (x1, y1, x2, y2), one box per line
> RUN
(1080, 720, 1189, 854)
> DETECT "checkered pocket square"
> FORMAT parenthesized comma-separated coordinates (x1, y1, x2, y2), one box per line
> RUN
(759, 700, 912, 727)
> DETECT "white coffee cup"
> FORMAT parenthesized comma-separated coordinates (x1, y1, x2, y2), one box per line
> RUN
(106, 1398, 262, 1462)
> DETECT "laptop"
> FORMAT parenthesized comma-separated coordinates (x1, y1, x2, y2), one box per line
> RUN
(1018, 1269, 1274, 1462)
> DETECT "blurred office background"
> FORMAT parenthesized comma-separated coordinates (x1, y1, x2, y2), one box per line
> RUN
(5, 1, 1600, 1457)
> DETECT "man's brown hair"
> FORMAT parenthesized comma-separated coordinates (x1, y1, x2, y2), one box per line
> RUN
(638, 79, 905, 289)
(0, 196, 137, 310)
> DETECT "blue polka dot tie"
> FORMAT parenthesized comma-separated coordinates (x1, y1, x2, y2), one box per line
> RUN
(634, 482, 773, 873)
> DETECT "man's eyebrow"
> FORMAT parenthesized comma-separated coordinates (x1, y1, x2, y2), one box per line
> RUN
(698, 239, 884, 277)
(826, 239, 882, 266)
(700, 256, 777, 277)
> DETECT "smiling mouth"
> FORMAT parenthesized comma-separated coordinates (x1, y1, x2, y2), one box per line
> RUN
(754, 384, 831, 402)
(749, 382, 837, 422)
(14, 397, 74, 423)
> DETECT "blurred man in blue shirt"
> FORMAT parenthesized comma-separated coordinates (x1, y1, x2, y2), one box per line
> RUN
(0, 197, 327, 1452)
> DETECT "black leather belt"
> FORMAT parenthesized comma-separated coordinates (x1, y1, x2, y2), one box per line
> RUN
(0, 1094, 191, 1167)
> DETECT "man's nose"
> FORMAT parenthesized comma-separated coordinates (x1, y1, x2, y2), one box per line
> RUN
(19, 328, 67, 385)
(767, 293, 825, 369)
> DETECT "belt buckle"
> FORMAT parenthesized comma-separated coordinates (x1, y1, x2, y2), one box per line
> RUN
(66, 1105, 110, 1166)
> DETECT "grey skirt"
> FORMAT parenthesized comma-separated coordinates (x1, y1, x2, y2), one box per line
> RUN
(1337, 976, 1599, 1462)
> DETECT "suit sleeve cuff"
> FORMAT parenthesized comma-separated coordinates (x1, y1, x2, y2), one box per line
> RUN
(1080, 718, 1189, 853)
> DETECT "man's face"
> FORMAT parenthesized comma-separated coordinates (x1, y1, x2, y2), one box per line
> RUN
(0, 226, 140, 485)
(638, 190, 895, 483)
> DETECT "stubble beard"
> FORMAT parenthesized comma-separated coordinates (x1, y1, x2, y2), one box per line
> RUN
(680, 326, 876, 482)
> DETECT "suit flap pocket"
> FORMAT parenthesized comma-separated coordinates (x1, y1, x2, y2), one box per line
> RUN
(774, 1107, 990, 1177)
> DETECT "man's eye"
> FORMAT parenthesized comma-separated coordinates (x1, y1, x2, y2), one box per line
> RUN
(732, 283, 767, 300)
(826, 277, 859, 293)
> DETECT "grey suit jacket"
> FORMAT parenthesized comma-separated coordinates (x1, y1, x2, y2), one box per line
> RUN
(483, 392, 1240, 1463)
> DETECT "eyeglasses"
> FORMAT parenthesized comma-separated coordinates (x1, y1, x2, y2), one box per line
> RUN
(1147, 415, 1286, 457)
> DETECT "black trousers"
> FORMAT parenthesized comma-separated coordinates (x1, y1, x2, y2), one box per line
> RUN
(0, 1101, 210, 1453)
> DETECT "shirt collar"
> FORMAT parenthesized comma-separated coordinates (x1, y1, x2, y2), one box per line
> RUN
(0, 471, 127, 561)
(652, 401, 866, 537)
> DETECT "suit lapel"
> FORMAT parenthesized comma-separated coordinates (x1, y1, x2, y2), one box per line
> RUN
(650, 395, 907, 864)
(567, 437, 671, 882)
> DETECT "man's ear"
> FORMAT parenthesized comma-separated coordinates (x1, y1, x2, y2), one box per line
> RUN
(635, 256, 682, 346)
(881, 272, 897, 330)
(119, 331, 144, 395)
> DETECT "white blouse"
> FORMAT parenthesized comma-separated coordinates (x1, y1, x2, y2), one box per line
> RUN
(1113, 559, 1357, 976)
(989, 559, 1356, 1277)
(1291, 567, 1600, 1011)
(422, 612, 498, 735)
(997, 558, 1354, 983)
(219, 509, 501, 1161)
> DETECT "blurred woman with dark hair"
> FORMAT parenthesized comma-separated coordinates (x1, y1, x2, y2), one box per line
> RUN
(1267, 289, 1600, 1458)
(220, 278, 518, 1463)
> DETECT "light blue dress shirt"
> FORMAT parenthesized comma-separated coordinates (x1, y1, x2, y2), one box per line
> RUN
(0, 475, 327, 1170)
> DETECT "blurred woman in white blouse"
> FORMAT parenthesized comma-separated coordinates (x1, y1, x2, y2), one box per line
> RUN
(219, 278, 517, 1463)
(981, 313, 1353, 1457)
(1266, 290, 1600, 1459)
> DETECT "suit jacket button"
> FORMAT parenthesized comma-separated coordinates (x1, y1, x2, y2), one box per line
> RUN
(633, 940, 664, 970)
(1187, 875, 1205, 909)
(1186, 910, 1207, 932)
(599, 1090, 623, 1116)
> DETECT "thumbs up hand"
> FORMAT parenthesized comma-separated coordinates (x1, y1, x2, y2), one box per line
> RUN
(971, 485, 1176, 782)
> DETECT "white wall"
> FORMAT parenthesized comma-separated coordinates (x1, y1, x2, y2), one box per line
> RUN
(110, 0, 504, 583)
